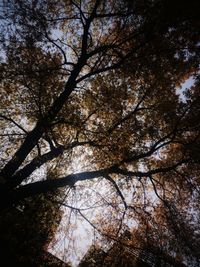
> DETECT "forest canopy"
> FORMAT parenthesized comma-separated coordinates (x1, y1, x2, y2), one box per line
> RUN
(0, 0, 200, 266)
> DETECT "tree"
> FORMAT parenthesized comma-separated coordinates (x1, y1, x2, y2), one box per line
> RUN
(0, 0, 199, 265)
(0, 189, 64, 266)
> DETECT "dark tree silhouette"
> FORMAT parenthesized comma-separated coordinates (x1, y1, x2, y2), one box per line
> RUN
(0, 0, 199, 265)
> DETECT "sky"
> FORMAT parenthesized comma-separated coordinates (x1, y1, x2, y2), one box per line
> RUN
(176, 76, 195, 102)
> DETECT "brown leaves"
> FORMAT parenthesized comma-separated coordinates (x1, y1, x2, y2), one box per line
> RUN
(0, 1, 200, 265)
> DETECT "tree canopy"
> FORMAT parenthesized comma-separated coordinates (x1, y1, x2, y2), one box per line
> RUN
(0, 190, 63, 266)
(0, 0, 200, 265)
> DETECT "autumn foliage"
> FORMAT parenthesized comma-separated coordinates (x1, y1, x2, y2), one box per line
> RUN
(0, 0, 199, 266)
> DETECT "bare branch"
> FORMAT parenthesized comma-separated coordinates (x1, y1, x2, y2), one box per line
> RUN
(0, 114, 28, 133)
(104, 174, 127, 210)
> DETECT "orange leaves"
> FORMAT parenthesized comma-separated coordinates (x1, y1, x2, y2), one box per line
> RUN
(0, 2, 199, 265)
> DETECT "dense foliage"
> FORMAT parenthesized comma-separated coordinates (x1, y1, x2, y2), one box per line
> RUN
(0, 191, 63, 266)
(0, 0, 199, 265)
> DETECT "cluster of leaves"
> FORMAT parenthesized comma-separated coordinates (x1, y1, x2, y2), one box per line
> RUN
(0, 0, 199, 265)
(0, 189, 63, 266)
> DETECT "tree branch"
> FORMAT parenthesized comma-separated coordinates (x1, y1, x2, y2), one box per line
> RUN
(0, 158, 189, 209)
